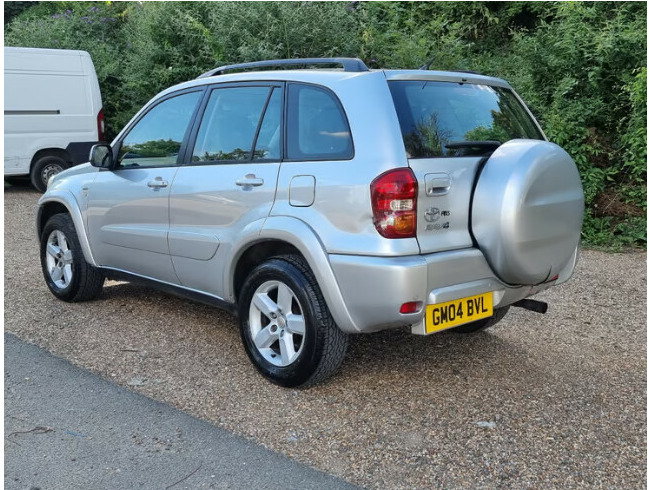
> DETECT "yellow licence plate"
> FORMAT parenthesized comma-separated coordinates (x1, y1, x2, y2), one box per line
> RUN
(425, 292, 493, 334)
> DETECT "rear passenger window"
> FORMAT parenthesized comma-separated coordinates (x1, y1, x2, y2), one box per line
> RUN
(252, 89, 282, 161)
(192, 86, 278, 162)
(286, 84, 352, 160)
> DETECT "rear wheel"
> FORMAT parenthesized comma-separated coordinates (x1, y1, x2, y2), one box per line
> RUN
(31, 155, 68, 192)
(451, 306, 510, 334)
(40, 213, 104, 302)
(239, 255, 348, 388)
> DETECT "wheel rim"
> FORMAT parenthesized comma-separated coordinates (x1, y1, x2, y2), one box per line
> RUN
(41, 162, 63, 186)
(45, 230, 73, 289)
(249, 280, 306, 367)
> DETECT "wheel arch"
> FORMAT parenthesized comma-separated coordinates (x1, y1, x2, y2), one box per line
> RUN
(30, 148, 72, 171)
(228, 216, 361, 333)
(36, 192, 97, 267)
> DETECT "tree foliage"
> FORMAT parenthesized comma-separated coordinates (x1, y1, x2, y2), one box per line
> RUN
(5, 1, 646, 247)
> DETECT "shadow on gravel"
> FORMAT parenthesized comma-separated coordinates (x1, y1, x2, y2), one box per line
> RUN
(100, 279, 543, 391)
(4, 179, 35, 193)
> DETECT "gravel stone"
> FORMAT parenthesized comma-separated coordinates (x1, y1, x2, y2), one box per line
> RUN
(5, 185, 647, 489)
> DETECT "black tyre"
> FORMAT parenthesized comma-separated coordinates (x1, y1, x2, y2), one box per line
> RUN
(451, 306, 510, 334)
(31, 155, 69, 192)
(239, 255, 349, 388)
(40, 213, 104, 302)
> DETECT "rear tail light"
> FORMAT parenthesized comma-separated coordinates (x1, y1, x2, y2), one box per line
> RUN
(97, 109, 105, 141)
(370, 168, 418, 238)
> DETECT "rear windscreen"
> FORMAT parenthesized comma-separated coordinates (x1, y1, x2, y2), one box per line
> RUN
(389, 80, 544, 158)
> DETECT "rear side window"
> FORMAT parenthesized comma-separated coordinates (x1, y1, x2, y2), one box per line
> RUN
(389, 81, 544, 158)
(286, 83, 353, 160)
(192, 86, 279, 162)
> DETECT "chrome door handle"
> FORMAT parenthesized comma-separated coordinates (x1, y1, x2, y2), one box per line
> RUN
(147, 178, 168, 189)
(425, 173, 451, 196)
(236, 175, 264, 187)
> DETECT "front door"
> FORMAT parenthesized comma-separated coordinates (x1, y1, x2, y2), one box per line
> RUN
(87, 90, 203, 283)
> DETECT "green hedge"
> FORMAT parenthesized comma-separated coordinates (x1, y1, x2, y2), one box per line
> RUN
(5, 1, 646, 248)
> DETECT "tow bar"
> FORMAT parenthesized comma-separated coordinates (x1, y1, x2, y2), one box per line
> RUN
(513, 299, 548, 314)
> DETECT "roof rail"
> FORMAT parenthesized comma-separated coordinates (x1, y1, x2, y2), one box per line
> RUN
(197, 58, 369, 79)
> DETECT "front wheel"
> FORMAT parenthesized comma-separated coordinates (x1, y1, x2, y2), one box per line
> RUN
(239, 256, 348, 388)
(40, 214, 104, 302)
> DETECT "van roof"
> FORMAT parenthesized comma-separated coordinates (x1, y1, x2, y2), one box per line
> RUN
(4, 47, 92, 58)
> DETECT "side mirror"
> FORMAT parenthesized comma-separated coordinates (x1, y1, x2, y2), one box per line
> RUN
(89, 144, 114, 169)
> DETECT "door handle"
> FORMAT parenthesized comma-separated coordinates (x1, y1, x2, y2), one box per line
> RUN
(236, 174, 264, 188)
(147, 178, 168, 189)
(425, 173, 451, 196)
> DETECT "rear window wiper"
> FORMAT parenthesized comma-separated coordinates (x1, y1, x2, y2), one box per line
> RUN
(445, 140, 502, 153)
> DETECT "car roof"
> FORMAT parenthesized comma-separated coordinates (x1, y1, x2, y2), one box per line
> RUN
(157, 68, 511, 100)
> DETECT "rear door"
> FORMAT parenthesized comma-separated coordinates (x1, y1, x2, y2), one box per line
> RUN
(168, 83, 283, 298)
(387, 79, 545, 254)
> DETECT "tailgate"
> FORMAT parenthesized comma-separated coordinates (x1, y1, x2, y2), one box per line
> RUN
(387, 77, 546, 256)
(408, 156, 482, 254)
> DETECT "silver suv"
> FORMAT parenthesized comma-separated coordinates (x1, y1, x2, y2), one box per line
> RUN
(36, 58, 584, 387)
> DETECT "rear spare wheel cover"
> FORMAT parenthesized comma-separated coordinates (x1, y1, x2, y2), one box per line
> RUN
(471, 139, 584, 285)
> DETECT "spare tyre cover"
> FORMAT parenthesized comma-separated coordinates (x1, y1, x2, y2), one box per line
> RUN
(472, 139, 584, 285)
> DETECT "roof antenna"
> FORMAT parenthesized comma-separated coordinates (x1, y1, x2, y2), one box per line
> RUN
(419, 55, 435, 71)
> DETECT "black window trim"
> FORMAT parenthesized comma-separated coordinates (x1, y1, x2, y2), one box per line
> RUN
(111, 87, 207, 171)
(283, 81, 355, 163)
(183, 81, 284, 168)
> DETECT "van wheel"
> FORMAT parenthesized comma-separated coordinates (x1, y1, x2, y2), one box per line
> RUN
(40, 213, 104, 302)
(451, 306, 510, 334)
(239, 256, 349, 388)
(31, 155, 68, 192)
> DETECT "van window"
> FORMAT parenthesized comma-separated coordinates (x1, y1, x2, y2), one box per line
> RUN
(389, 81, 544, 158)
(118, 91, 201, 168)
(192, 86, 275, 163)
(286, 84, 352, 161)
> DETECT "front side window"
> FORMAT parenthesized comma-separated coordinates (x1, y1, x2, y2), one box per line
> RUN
(192, 86, 279, 163)
(389, 80, 544, 158)
(286, 83, 353, 160)
(118, 91, 201, 168)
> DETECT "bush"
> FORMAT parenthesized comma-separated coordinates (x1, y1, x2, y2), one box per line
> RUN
(4, 1, 646, 247)
(118, 2, 360, 129)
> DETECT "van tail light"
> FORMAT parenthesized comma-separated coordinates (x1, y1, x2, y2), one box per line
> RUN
(97, 109, 105, 141)
(370, 168, 418, 239)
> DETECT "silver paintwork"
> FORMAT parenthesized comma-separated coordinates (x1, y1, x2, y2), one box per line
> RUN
(472, 139, 584, 285)
(169, 161, 281, 296)
(249, 280, 306, 366)
(86, 166, 181, 284)
(37, 67, 584, 337)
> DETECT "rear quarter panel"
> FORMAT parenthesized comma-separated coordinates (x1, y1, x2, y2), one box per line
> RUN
(270, 72, 420, 256)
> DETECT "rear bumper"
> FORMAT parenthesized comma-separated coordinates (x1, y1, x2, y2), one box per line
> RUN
(329, 247, 578, 334)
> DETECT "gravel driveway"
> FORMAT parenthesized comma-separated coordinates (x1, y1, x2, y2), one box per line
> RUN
(5, 185, 647, 489)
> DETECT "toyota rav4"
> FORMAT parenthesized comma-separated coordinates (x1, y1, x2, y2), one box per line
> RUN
(36, 58, 584, 387)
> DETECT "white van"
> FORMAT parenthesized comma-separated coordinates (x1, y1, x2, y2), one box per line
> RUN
(4, 47, 104, 191)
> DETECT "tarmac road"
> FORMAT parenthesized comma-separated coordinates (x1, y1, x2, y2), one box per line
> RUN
(4, 184, 647, 489)
(4, 333, 358, 490)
